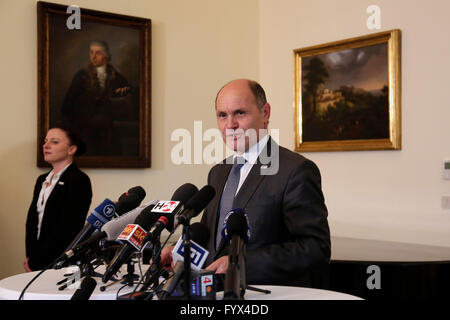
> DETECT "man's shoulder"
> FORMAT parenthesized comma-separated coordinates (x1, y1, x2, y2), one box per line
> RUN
(208, 157, 231, 173)
(70, 66, 93, 82)
(277, 144, 309, 164)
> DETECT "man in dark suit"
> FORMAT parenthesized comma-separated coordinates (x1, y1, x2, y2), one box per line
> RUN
(200, 79, 330, 287)
(61, 40, 138, 156)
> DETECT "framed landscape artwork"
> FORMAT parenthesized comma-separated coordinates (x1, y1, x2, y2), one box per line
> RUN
(37, 1, 151, 167)
(294, 29, 401, 152)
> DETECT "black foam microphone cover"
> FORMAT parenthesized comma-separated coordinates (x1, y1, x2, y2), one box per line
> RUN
(127, 186, 146, 200)
(189, 222, 210, 248)
(186, 185, 215, 214)
(225, 208, 250, 241)
(172, 183, 198, 202)
(116, 186, 146, 215)
(135, 210, 159, 230)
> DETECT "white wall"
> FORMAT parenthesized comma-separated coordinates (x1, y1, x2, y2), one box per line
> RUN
(2, 0, 450, 280)
(259, 0, 450, 246)
(0, 0, 259, 279)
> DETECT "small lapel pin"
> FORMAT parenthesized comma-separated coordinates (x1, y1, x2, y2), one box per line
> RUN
(58, 181, 65, 185)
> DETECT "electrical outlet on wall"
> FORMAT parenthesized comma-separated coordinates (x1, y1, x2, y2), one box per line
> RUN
(443, 160, 450, 180)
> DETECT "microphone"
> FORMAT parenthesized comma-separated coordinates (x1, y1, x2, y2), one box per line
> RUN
(63, 186, 145, 254)
(144, 183, 199, 243)
(101, 200, 159, 240)
(221, 208, 251, 244)
(222, 208, 251, 300)
(102, 183, 198, 284)
(159, 222, 210, 299)
(70, 277, 97, 300)
(102, 212, 158, 283)
(54, 201, 159, 264)
(215, 208, 249, 260)
(176, 185, 216, 225)
(115, 186, 146, 215)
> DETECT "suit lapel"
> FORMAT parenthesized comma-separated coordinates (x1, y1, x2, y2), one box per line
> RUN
(209, 162, 232, 220)
(233, 137, 276, 209)
(233, 162, 265, 209)
(43, 163, 75, 218)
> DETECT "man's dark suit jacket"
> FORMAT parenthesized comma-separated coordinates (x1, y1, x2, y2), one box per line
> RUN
(25, 163, 92, 271)
(200, 138, 330, 287)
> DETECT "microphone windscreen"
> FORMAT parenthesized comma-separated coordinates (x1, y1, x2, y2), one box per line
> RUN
(185, 185, 216, 215)
(189, 222, 210, 248)
(135, 209, 159, 230)
(70, 277, 97, 300)
(116, 186, 146, 216)
(224, 208, 251, 242)
(171, 183, 198, 203)
(127, 186, 146, 200)
(101, 201, 158, 240)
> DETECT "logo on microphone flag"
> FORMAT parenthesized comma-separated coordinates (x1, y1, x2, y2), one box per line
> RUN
(151, 200, 180, 213)
(117, 224, 148, 250)
(86, 198, 116, 229)
(152, 200, 180, 213)
(171, 237, 209, 271)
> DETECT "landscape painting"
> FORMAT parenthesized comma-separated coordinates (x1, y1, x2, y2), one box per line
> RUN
(294, 30, 401, 152)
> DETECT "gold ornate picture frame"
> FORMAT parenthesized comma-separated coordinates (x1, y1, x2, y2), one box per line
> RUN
(37, 1, 151, 167)
(294, 29, 401, 152)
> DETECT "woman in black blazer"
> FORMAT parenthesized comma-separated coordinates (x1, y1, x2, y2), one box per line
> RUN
(25, 126, 92, 271)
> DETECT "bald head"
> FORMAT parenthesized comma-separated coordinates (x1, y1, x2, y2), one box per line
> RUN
(215, 79, 267, 111)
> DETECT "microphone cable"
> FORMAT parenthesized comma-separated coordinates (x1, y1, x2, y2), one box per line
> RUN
(18, 256, 62, 300)
(123, 223, 180, 300)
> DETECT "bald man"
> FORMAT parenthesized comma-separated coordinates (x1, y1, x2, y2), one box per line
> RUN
(199, 79, 331, 287)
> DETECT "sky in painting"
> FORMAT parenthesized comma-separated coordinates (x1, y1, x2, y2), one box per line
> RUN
(303, 42, 388, 92)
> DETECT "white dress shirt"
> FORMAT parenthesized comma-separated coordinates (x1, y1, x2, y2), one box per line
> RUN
(233, 134, 270, 194)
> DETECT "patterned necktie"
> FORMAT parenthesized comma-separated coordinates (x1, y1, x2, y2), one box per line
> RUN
(216, 157, 246, 249)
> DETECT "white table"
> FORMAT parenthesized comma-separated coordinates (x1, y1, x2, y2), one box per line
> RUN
(0, 266, 361, 300)
(0, 265, 139, 300)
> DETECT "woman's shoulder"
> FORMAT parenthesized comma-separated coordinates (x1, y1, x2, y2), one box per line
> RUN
(62, 163, 91, 183)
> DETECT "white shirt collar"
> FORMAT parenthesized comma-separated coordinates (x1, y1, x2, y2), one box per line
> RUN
(233, 134, 270, 165)
(46, 162, 72, 183)
(96, 65, 107, 74)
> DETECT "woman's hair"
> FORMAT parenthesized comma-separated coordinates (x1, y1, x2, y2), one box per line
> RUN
(49, 125, 87, 156)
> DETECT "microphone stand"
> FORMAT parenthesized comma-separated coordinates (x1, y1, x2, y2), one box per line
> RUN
(116, 239, 165, 300)
(56, 249, 103, 291)
(120, 255, 140, 286)
(223, 236, 245, 300)
(99, 253, 139, 292)
(140, 240, 162, 291)
(181, 222, 192, 300)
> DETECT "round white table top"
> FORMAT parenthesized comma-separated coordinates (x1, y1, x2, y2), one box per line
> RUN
(0, 266, 361, 300)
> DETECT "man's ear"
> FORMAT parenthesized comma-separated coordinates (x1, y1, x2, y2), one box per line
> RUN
(263, 102, 271, 127)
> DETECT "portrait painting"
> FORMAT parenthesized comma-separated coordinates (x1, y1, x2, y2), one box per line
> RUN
(294, 29, 401, 152)
(37, 1, 151, 167)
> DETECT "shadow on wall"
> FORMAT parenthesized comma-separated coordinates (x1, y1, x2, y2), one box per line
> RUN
(0, 140, 47, 280)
